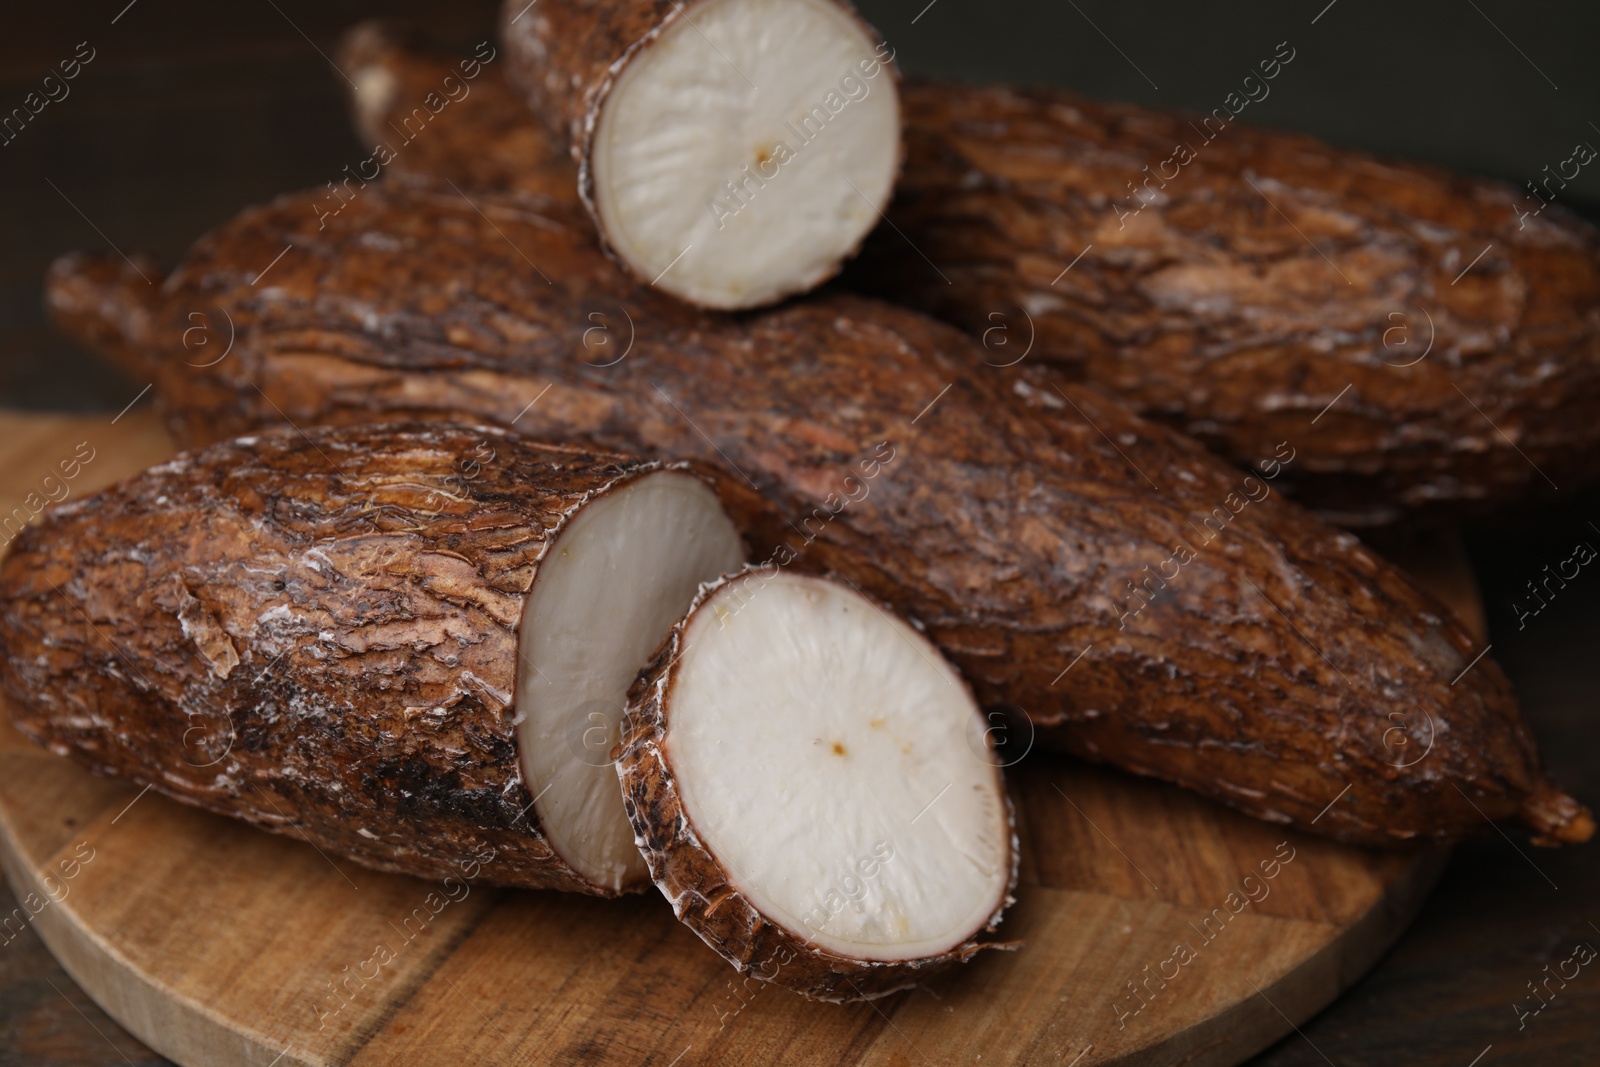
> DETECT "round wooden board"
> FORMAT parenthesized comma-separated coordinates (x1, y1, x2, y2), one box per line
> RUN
(0, 410, 1476, 1067)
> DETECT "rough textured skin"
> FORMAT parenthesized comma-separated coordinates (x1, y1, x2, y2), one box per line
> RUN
(0, 421, 689, 893)
(337, 21, 583, 226)
(45, 252, 164, 382)
(43, 178, 1592, 849)
(616, 571, 1018, 1002)
(367, 29, 1600, 523)
(854, 82, 1600, 526)
(496, 0, 898, 305)
(339, 20, 584, 208)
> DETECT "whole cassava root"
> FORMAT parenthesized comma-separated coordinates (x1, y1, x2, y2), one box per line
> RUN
(44, 178, 1593, 849)
(846, 81, 1600, 526)
(498, 0, 902, 311)
(0, 422, 742, 893)
(356, 25, 1600, 524)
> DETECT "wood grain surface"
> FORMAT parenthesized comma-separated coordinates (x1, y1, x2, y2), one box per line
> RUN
(0, 410, 1453, 1067)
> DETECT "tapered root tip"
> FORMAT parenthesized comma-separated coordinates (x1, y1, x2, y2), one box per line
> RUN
(1522, 782, 1595, 846)
(334, 20, 418, 142)
(44, 252, 163, 379)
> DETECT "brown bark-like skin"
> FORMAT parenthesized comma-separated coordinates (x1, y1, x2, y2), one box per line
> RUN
(616, 571, 1019, 1002)
(376, 30, 1600, 523)
(338, 20, 582, 207)
(44, 178, 1592, 849)
(0, 421, 684, 893)
(848, 81, 1600, 526)
(496, 0, 898, 304)
(45, 252, 165, 381)
(336, 21, 583, 224)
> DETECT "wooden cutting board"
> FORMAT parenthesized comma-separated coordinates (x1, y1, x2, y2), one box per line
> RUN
(0, 409, 1478, 1067)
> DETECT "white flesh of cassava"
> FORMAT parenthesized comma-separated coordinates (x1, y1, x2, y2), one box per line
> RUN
(663, 573, 1010, 960)
(591, 0, 900, 309)
(517, 472, 744, 891)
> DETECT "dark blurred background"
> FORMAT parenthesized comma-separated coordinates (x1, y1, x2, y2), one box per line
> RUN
(1, 1, 1596, 1064)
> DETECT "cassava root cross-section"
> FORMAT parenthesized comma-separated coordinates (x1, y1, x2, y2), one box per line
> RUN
(617, 569, 1015, 1000)
(499, 0, 901, 309)
(44, 179, 1594, 850)
(517, 463, 745, 890)
(0, 423, 744, 893)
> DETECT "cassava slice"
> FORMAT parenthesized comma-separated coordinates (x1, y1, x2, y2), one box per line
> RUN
(498, 0, 901, 310)
(360, 27, 1600, 522)
(0, 423, 744, 893)
(45, 178, 1593, 849)
(618, 569, 1016, 1000)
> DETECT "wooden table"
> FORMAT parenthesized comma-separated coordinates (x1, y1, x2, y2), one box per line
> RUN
(0, 2, 1595, 1064)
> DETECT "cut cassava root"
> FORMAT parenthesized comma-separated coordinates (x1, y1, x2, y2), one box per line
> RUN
(0, 423, 743, 893)
(499, 0, 901, 310)
(45, 179, 1593, 849)
(352, 26, 1600, 523)
(617, 569, 1016, 1000)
